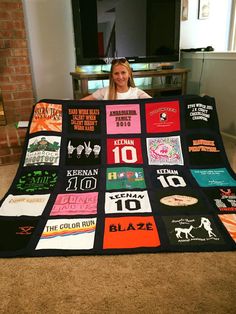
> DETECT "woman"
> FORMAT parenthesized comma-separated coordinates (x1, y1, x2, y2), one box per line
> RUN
(81, 58, 151, 100)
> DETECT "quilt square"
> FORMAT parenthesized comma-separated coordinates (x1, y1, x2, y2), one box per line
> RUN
(145, 101, 180, 133)
(24, 135, 61, 166)
(0, 218, 38, 251)
(187, 134, 223, 166)
(0, 194, 50, 217)
(14, 169, 58, 194)
(218, 214, 236, 243)
(50, 192, 98, 216)
(149, 167, 190, 189)
(103, 216, 160, 249)
(191, 168, 236, 187)
(106, 167, 146, 190)
(105, 190, 152, 214)
(184, 97, 218, 130)
(106, 104, 141, 134)
(203, 188, 236, 212)
(163, 215, 226, 246)
(67, 106, 101, 133)
(107, 138, 143, 164)
(63, 167, 100, 192)
(154, 187, 210, 215)
(66, 138, 101, 166)
(146, 136, 184, 165)
(36, 218, 97, 250)
(29, 102, 62, 133)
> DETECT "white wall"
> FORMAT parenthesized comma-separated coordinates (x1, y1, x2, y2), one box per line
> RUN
(23, 0, 75, 101)
(180, 0, 232, 51)
(180, 52, 236, 136)
(180, 0, 236, 137)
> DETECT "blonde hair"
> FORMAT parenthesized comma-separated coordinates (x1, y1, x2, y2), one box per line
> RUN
(108, 59, 136, 100)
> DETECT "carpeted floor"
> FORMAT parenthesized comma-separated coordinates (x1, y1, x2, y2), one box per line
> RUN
(0, 136, 235, 314)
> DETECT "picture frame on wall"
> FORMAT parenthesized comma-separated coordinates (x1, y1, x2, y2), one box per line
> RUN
(198, 0, 210, 19)
(182, 0, 188, 21)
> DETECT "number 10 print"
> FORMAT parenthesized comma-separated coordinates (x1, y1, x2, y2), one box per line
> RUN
(107, 138, 143, 164)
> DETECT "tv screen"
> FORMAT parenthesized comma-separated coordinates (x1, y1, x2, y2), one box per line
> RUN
(72, 0, 181, 65)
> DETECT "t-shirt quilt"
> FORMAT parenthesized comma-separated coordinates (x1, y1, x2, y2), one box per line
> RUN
(0, 95, 236, 257)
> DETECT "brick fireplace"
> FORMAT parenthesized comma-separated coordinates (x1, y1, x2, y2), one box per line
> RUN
(0, 0, 35, 124)
(0, 0, 35, 164)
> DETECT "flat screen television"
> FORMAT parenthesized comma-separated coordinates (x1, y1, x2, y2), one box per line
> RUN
(71, 0, 181, 65)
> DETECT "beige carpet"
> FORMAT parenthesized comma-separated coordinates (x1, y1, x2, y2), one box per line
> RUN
(0, 138, 235, 314)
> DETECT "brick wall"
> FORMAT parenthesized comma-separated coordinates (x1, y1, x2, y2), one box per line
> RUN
(0, 0, 35, 124)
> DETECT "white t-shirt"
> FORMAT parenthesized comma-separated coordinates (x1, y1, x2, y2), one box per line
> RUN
(92, 87, 151, 100)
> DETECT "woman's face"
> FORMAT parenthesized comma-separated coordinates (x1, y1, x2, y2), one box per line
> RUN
(112, 64, 130, 88)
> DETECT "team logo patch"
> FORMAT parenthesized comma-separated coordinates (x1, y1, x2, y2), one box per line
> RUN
(106, 167, 145, 190)
(105, 190, 152, 214)
(160, 195, 198, 206)
(103, 216, 160, 249)
(145, 101, 180, 133)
